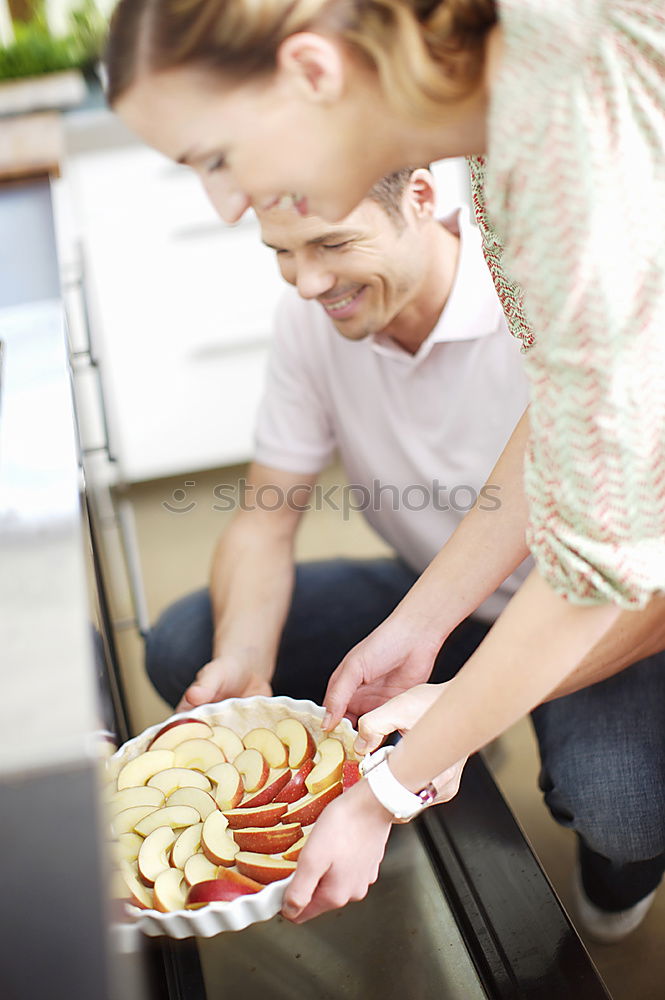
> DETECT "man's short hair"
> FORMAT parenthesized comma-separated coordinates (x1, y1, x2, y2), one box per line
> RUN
(366, 168, 419, 225)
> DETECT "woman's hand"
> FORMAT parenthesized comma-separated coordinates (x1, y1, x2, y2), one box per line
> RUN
(323, 612, 445, 729)
(176, 654, 272, 712)
(355, 684, 468, 803)
(281, 778, 393, 923)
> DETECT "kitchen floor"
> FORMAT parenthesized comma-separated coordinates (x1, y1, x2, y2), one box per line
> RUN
(113, 461, 664, 1000)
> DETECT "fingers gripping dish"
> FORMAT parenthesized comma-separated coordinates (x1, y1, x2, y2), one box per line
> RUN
(103, 697, 360, 937)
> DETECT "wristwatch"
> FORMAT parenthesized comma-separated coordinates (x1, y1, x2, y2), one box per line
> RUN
(360, 745, 437, 822)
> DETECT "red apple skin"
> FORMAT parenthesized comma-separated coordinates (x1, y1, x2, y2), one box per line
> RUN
(220, 869, 264, 893)
(185, 878, 258, 908)
(282, 782, 343, 826)
(147, 717, 201, 748)
(233, 823, 303, 855)
(274, 760, 314, 803)
(223, 802, 288, 829)
(242, 770, 292, 809)
(235, 853, 297, 885)
(342, 761, 361, 790)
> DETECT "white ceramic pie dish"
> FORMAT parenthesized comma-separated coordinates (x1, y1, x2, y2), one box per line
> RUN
(106, 695, 358, 938)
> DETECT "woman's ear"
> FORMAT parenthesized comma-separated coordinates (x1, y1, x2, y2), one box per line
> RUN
(276, 32, 346, 103)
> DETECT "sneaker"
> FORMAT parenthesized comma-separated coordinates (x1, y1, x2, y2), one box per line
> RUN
(572, 863, 657, 944)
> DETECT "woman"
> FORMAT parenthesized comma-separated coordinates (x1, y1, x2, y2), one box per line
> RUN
(105, 0, 665, 927)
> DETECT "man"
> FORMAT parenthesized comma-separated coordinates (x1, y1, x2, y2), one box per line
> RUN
(146, 169, 664, 942)
(147, 167, 529, 709)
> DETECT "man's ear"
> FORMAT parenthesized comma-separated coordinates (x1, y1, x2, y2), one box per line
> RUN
(276, 32, 346, 103)
(403, 168, 437, 221)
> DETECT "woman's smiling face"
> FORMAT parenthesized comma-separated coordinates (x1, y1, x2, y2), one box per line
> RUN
(115, 43, 400, 224)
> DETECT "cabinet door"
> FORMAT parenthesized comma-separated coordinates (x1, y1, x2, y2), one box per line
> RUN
(62, 144, 285, 481)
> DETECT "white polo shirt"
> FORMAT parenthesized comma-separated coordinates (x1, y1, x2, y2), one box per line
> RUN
(254, 208, 531, 621)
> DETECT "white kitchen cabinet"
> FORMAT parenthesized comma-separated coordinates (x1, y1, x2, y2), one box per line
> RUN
(53, 110, 470, 483)
(54, 133, 284, 482)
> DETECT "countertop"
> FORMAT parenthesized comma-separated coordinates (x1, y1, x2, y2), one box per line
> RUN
(0, 176, 99, 776)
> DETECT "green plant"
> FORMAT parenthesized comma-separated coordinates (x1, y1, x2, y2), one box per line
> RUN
(0, 1, 107, 82)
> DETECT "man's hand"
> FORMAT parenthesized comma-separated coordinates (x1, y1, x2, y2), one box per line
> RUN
(176, 655, 272, 712)
(323, 612, 444, 729)
(355, 684, 467, 803)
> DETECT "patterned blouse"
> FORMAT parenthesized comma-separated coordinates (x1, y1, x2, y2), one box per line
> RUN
(469, 0, 665, 609)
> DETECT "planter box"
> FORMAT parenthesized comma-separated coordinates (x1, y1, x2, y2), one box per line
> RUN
(0, 67, 86, 116)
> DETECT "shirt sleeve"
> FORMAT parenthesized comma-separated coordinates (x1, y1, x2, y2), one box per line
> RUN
(253, 290, 337, 474)
(474, 0, 665, 608)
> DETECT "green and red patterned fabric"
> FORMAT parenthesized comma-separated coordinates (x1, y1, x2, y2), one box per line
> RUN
(469, 0, 665, 608)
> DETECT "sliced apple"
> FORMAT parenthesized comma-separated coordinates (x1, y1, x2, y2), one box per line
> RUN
(118, 860, 154, 910)
(209, 726, 243, 762)
(149, 719, 213, 751)
(219, 868, 264, 893)
(305, 738, 344, 794)
(111, 804, 157, 837)
(275, 719, 316, 767)
(186, 876, 259, 908)
(110, 867, 131, 899)
(173, 738, 226, 772)
(274, 760, 314, 803)
(134, 805, 201, 837)
(342, 760, 361, 790)
(117, 750, 176, 790)
(154, 867, 188, 913)
(241, 769, 292, 808)
(147, 767, 212, 797)
(206, 762, 244, 810)
(137, 826, 178, 886)
(223, 802, 288, 829)
(171, 822, 204, 870)
(234, 748, 269, 792)
(282, 831, 310, 862)
(233, 822, 303, 855)
(235, 852, 297, 885)
(167, 786, 216, 821)
(111, 785, 165, 815)
(201, 811, 239, 867)
(183, 853, 219, 887)
(282, 782, 343, 826)
(242, 728, 288, 768)
(111, 832, 144, 864)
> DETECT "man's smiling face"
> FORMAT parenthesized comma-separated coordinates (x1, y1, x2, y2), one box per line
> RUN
(258, 196, 430, 341)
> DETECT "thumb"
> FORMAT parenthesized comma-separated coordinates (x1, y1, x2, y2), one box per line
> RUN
(355, 685, 435, 754)
(176, 660, 226, 712)
(354, 693, 410, 754)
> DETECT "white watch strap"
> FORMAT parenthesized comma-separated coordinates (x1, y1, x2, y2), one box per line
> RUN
(365, 754, 426, 822)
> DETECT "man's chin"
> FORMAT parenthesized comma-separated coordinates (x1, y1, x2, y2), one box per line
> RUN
(332, 321, 374, 341)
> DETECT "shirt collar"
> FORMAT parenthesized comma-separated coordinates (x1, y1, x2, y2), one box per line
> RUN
(370, 206, 504, 365)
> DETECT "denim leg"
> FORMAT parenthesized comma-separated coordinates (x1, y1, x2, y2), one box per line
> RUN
(532, 651, 665, 909)
(430, 617, 492, 683)
(145, 557, 419, 708)
(269, 557, 419, 704)
(144, 587, 214, 707)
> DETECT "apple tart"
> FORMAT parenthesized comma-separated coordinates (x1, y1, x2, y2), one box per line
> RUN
(102, 696, 360, 937)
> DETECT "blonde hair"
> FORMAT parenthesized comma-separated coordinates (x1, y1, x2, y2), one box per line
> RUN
(106, 0, 496, 122)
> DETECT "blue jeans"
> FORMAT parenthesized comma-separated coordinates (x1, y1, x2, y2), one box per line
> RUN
(146, 556, 665, 910)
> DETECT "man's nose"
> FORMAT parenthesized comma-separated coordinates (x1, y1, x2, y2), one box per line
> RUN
(295, 261, 335, 300)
